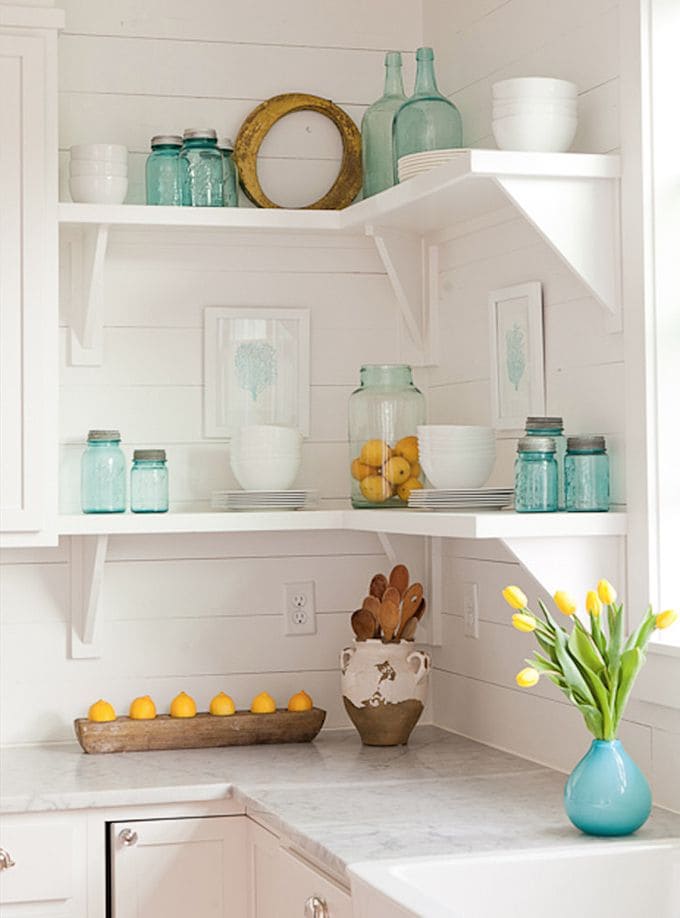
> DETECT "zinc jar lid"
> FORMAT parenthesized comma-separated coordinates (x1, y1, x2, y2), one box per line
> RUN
(183, 128, 217, 141)
(88, 429, 121, 441)
(517, 436, 556, 453)
(151, 134, 182, 147)
(218, 137, 235, 151)
(567, 435, 606, 451)
(133, 449, 166, 461)
(526, 416, 564, 430)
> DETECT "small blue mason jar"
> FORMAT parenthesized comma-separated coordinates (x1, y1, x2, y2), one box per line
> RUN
(218, 137, 239, 207)
(515, 436, 558, 513)
(565, 435, 610, 512)
(81, 430, 126, 514)
(526, 416, 566, 509)
(179, 128, 223, 206)
(145, 134, 182, 205)
(130, 449, 169, 513)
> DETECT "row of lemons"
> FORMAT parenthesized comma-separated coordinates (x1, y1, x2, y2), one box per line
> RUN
(88, 689, 313, 722)
(351, 436, 423, 503)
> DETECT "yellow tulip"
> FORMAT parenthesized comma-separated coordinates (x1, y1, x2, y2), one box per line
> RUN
(586, 590, 603, 617)
(597, 579, 617, 605)
(502, 586, 528, 610)
(512, 613, 537, 633)
(553, 590, 577, 616)
(516, 667, 540, 688)
(655, 610, 678, 630)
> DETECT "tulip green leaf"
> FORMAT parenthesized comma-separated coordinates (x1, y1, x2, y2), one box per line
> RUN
(568, 625, 606, 674)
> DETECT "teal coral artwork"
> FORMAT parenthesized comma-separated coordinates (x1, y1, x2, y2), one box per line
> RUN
(505, 322, 526, 391)
(234, 340, 278, 401)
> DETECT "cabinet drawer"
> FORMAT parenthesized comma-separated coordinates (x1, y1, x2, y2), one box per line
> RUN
(277, 847, 352, 918)
(0, 822, 73, 904)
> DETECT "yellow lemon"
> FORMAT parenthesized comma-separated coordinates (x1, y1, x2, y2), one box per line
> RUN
(350, 457, 374, 481)
(251, 691, 277, 714)
(129, 695, 156, 720)
(360, 439, 392, 467)
(209, 692, 236, 716)
(169, 692, 197, 718)
(360, 475, 393, 503)
(397, 477, 423, 503)
(393, 436, 419, 465)
(287, 690, 313, 712)
(410, 461, 422, 480)
(383, 456, 411, 485)
(88, 699, 116, 722)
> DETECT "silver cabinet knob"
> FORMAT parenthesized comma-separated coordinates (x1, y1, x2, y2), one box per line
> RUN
(0, 849, 15, 870)
(304, 895, 329, 918)
(118, 828, 139, 847)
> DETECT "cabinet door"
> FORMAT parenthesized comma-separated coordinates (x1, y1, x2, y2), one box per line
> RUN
(0, 26, 58, 546)
(110, 816, 248, 918)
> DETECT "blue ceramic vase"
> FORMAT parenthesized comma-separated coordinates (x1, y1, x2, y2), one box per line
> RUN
(564, 739, 652, 836)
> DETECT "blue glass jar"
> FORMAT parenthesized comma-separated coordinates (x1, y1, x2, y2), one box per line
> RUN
(515, 436, 558, 513)
(526, 416, 566, 509)
(81, 430, 126, 514)
(130, 449, 169, 513)
(145, 134, 182, 205)
(218, 138, 239, 207)
(565, 435, 610, 512)
(179, 129, 223, 206)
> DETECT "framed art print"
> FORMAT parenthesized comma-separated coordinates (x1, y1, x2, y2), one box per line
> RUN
(204, 307, 310, 437)
(488, 282, 545, 429)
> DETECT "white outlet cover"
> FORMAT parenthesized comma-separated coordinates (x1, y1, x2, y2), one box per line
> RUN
(284, 581, 316, 635)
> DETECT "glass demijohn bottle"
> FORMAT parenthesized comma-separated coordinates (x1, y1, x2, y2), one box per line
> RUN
(145, 134, 182, 205)
(81, 430, 126, 514)
(393, 47, 463, 167)
(361, 51, 406, 198)
(179, 129, 224, 206)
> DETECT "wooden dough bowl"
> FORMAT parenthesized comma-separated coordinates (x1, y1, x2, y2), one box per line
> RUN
(74, 708, 326, 754)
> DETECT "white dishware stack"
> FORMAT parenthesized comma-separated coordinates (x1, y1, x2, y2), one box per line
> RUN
(491, 78, 578, 153)
(397, 148, 463, 182)
(69, 144, 129, 204)
(417, 425, 496, 489)
(230, 425, 303, 491)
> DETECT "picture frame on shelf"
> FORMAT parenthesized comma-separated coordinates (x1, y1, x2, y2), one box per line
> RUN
(203, 307, 310, 438)
(488, 282, 545, 429)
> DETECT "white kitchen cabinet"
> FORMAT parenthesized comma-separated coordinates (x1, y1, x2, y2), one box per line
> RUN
(0, 7, 60, 547)
(109, 815, 249, 918)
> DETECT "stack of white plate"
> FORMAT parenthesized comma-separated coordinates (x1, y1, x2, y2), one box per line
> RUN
(408, 488, 514, 511)
(211, 490, 318, 512)
(397, 149, 463, 182)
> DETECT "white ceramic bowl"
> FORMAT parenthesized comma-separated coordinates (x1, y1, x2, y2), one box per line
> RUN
(69, 160, 128, 177)
(492, 78, 578, 100)
(69, 175, 128, 204)
(492, 113, 577, 152)
(70, 143, 128, 162)
(492, 100, 577, 117)
(420, 449, 496, 490)
(233, 425, 302, 450)
(230, 454, 301, 491)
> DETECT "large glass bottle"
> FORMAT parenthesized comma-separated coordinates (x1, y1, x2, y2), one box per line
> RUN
(393, 47, 463, 168)
(361, 51, 406, 198)
(349, 365, 425, 509)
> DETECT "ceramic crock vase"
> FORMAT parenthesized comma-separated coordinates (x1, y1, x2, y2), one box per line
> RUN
(564, 739, 652, 836)
(340, 639, 430, 746)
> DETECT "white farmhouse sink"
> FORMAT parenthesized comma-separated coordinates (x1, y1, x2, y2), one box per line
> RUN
(349, 841, 680, 918)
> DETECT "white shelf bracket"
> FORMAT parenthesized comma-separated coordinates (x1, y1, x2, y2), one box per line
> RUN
(424, 536, 443, 646)
(493, 176, 622, 330)
(366, 224, 439, 365)
(68, 223, 110, 366)
(70, 534, 108, 659)
(376, 531, 398, 566)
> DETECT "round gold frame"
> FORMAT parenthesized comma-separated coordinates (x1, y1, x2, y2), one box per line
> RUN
(234, 93, 362, 210)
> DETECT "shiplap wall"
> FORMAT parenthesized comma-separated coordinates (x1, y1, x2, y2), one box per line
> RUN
(424, 0, 680, 812)
(0, 0, 427, 745)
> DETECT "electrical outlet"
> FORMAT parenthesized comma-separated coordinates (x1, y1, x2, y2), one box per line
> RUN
(463, 581, 479, 638)
(284, 581, 317, 635)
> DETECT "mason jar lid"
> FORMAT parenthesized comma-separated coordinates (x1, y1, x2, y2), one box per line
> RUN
(88, 429, 121, 441)
(218, 137, 235, 151)
(133, 449, 166, 461)
(567, 435, 606, 452)
(518, 436, 556, 453)
(183, 128, 217, 141)
(526, 416, 564, 430)
(151, 134, 182, 147)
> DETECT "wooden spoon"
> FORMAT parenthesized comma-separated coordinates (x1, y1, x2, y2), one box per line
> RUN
(400, 616, 419, 641)
(361, 595, 382, 638)
(351, 608, 377, 641)
(378, 599, 400, 643)
(389, 564, 410, 598)
(369, 573, 388, 600)
(382, 586, 401, 607)
(398, 591, 425, 639)
(414, 597, 427, 621)
(401, 583, 423, 619)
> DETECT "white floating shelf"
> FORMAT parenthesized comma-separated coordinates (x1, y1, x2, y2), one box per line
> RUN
(59, 510, 346, 536)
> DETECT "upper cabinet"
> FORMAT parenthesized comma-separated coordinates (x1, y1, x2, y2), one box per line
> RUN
(0, 6, 62, 547)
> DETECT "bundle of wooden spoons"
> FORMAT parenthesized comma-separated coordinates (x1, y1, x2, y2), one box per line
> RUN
(350, 564, 427, 643)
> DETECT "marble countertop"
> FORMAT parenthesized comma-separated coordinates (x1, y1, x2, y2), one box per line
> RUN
(3, 727, 680, 880)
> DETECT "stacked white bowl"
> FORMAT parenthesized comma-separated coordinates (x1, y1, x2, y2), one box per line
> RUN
(69, 144, 128, 204)
(230, 425, 303, 491)
(417, 425, 496, 489)
(491, 78, 578, 153)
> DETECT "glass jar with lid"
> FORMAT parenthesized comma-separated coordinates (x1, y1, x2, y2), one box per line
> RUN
(179, 129, 223, 206)
(145, 134, 182, 205)
(565, 436, 610, 512)
(218, 138, 239, 207)
(348, 364, 425, 508)
(514, 436, 558, 513)
(81, 430, 126, 513)
(130, 449, 169, 513)
(525, 416, 566, 509)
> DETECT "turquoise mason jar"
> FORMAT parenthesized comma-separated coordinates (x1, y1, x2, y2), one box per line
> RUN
(514, 436, 558, 512)
(81, 430, 126, 513)
(145, 134, 182, 205)
(361, 51, 406, 198)
(130, 449, 169, 513)
(179, 129, 223, 206)
(218, 138, 239, 207)
(525, 416, 566, 509)
(565, 435, 610, 512)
